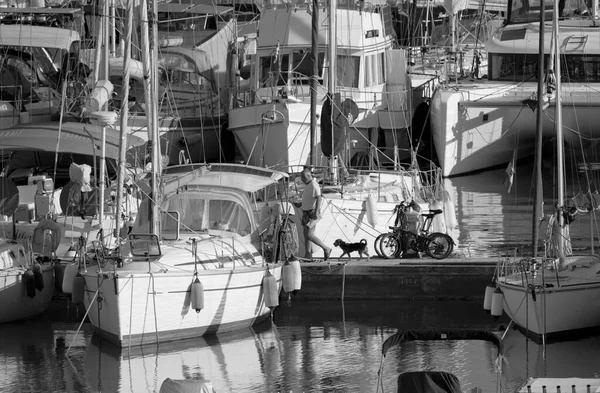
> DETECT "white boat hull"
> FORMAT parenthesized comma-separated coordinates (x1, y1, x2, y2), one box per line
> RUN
(496, 255, 600, 339)
(81, 263, 282, 347)
(0, 262, 54, 324)
(431, 84, 600, 177)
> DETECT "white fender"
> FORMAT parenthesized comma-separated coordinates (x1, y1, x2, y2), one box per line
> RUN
(366, 194, 378, 226)
(62, 262, 79, 294)
(442, 190, 458, 231)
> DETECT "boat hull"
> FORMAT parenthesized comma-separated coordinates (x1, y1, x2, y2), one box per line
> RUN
(431, 85, 600, 177)
(81, 264, 283, 347)
(0, 263, 54, 324)
(496, 256, 600, 341)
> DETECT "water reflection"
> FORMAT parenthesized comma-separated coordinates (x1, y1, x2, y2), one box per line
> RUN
(1, 301, 599, 392)
(447, 160, 600, 257)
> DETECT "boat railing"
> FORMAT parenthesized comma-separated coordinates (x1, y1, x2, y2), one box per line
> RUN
(498, 255, 569, 287)
(234, 72, 420, 111)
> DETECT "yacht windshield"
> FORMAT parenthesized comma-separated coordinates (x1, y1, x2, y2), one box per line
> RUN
(508, 0, 591, 23)
(161, 193, 252, 236)
(489, 53, 600, 82)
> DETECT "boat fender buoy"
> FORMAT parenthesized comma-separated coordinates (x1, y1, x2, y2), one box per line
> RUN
(528, 284, 536, 302)
(262, 271, 279, 309)
(282, 260, 294, 293)
(282, 257, 302, 294)
(62, 262, 79, 294)
(191, 277, 204, 313)
(72, 273, 85, 305)
(25, 269, 36, 299)
(366, 195, 378, 226)
(490, 287, 504, 317)
(289, 257, 302, 294)
(33, 263, 44, 292)
(443, 190, 458, 230)
(483, 283, 495, 312)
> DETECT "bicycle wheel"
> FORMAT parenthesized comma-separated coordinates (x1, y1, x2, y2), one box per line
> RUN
(425, 233, 454, 259)
(378, 233, 401, 259)
(374, 233, 387, 258)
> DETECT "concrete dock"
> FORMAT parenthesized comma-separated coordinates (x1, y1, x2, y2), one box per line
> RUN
(291, 257, 499, 301)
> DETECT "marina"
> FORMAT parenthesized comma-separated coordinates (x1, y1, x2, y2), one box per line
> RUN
(2, 0, 600, 390)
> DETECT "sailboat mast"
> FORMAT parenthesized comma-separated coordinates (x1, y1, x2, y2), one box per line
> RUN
(328, 0, 337, 180)
(139, 0, 159, 235)
(328, 0, 336, 95)
(114, 0, 134, 246)
(532, 0, 545, 258)
(553, 0, 565, 258)
(310, 0, 319, 168)
(150, 0, 161, 235)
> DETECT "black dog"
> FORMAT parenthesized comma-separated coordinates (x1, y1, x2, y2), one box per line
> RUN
(333, 239, 370, 261)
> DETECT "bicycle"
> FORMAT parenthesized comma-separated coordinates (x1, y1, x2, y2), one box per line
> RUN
(374, 201, 454, 260)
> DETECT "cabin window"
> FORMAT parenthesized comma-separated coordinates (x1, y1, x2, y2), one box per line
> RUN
(364, 53, 385, 87)
(489, 53, 600, 82)
(337, 55, 360, 88)
(507, 0, 588, 23)
(208, 200, 251, 236)
(161, 193, 251, 236)
(259, 54, 289, 87)
(290, 50, 324, 84)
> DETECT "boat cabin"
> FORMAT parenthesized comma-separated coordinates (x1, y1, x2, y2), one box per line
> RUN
(485, 0, 600, 83)
(247, 1, 396, 105)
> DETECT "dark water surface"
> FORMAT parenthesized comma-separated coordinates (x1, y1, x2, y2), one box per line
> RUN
(1, 300, 599, 393)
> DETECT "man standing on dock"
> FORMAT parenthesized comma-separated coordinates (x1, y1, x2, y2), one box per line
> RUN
(295, 167, 331, 261)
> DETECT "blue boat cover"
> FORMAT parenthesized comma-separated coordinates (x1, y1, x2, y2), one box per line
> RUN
(397, 371, 462, 393)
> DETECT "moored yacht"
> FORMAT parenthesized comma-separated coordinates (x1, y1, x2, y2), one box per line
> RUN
(430, 1, 600, 177)
(228, 0, 421, 172)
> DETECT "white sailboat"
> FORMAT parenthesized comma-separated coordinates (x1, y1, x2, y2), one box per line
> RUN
(0, 238, 54, 324)
(494, 0, 600, 342)
(228, 0, 458, 259)
(78, 0, 286, 347)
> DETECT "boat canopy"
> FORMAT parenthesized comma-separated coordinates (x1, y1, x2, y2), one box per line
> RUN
(163, 163, 288, 194)
(0, 24, 80, 50)
(381, 329, 503, 357)
(158, 47, 214, 76)
(157, 3, 233, 15)
(0, 122, 144, 160)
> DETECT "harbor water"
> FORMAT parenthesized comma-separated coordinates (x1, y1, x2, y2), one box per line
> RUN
(3, 163, 600, 392)
(1, 300, 599, 393)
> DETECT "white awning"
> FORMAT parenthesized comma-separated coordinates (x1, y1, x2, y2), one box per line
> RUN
(163, 163, 288, 194)
(0, 24, 80, 50)
(0, 122, 144, 160)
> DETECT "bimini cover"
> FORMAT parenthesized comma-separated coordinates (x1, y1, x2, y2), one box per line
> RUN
(397, 371, 462, 393)
(158, 378, 215, 393)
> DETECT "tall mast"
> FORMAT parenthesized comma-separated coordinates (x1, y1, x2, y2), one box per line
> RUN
(114, 0, 134, 247)
(532, 0, 545, 258)
(553, 0, 565, 260)
(328, 0, 337, 180)
(328, 0, 336, 95)
(150, 0, 161, 235)
(310, 0, 318, 168)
